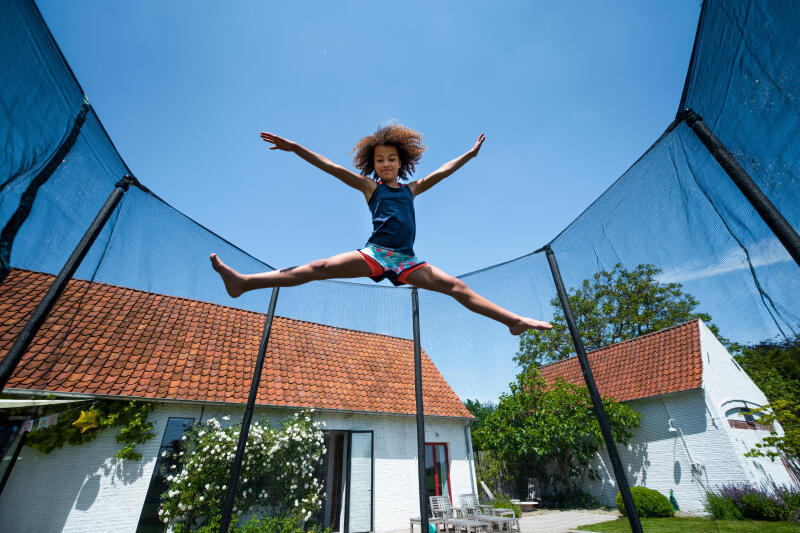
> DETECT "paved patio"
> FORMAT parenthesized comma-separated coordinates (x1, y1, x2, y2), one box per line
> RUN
(404, 509, 622, 533)
(518, 509, 620, 532)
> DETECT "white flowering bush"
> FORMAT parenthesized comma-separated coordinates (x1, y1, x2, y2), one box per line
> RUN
(159, 410, 326, 532)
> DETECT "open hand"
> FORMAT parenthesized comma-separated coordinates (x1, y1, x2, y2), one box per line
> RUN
(470, 133, 485, 157)
(260, 132, 295, 151)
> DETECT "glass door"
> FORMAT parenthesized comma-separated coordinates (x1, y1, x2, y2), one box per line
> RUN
(425, 443, 451, 503)
(345, 431, 373, 533)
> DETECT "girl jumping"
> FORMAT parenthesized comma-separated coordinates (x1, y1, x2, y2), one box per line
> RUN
(210, 123, 552, 335)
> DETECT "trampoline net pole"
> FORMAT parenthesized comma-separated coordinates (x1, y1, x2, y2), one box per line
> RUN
(540, 245, 644, 533)
(219, 287, 280, 533)
(412, 288, 429, 533)
(0, 175, 135, 392)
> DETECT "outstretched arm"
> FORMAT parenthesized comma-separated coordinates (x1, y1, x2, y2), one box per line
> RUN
(260, 132, 375, 200)
(409, 133, 485, 197)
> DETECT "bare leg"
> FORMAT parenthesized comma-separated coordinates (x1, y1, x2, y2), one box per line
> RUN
(404, 264, 552, 335)
(210, 251, 371, 297)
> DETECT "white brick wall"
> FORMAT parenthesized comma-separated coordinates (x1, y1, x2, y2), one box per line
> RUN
(0, 404, 198, 533)
(0, 403, 472, 532)
(584, 389, 741, 512)
(315, 411, 473, 532)
(582, 321, 797, 513)
(698, 320, 795, 489)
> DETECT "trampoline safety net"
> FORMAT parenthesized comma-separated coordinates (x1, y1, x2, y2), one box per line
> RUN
(0, 0, 798, 531)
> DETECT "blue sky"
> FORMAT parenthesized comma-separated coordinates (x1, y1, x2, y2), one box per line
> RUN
(31, 1, 717, 401)
(36, 0, 702, 277)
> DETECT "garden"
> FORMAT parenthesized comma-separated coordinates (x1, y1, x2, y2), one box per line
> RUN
(157, 410, 328, 533)
(577, 484, 800, 532)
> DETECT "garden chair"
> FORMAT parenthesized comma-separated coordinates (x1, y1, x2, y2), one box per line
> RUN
(429, 495, 489, 533)
(458, 494, 519, 531)
(511, 478, 541, 512)
(527, 478, 542, 505)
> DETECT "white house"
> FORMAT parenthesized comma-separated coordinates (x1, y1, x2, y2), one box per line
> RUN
(0, 269, 476, 532)
(540, 319, 798, 513)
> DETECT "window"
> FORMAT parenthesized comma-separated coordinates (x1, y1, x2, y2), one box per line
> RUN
(425, 443, 451, 504)
(725, 406, 773, 431)
(0, 421, 25, 496)
(136, 417, 194, 533)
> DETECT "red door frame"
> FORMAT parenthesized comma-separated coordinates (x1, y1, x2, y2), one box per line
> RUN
(426, 442, 453, 504)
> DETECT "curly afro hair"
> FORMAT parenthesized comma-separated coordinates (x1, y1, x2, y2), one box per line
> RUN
(351, 123, 426, 182)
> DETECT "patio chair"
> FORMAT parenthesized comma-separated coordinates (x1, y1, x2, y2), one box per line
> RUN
(527, 478, 542, 505)
(461, 493, 516, 518)
(429, 495, 489, 533)
(512, 478, 541, 512)
(457, 494, 519, 531)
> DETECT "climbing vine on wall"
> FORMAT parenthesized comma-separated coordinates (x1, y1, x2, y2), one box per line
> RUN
(21, 397, 156, 460)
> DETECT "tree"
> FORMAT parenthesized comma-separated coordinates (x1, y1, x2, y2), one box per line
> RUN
(516, 263, 721, 369)
(464, 399, 505, 495)
(735, 335, 800, 473)
(475, 368, 640, 495)
(743, 400, 800, 474)
(735, 335, 800, 406)
(463, 398, 496, 451)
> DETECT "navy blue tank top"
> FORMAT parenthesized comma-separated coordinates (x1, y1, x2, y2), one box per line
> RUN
(366, 182, 416, 256)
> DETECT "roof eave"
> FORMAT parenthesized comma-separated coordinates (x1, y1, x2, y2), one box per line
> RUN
(618, 385, 703, 404)
(3, 388, 474, 421)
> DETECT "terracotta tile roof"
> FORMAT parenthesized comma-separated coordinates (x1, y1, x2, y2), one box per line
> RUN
(0, 269, 472, 418)
(538, 320, 702, 402)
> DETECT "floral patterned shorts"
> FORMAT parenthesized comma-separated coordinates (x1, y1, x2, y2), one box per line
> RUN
(357, 243, 427, 286)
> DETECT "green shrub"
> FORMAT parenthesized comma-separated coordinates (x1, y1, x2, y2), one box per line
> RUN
(492, 494, 521, 517)
(783, 491, 800, 522)
(197, 515, 330, 533)
(162, 410, 325, 532)
(709, 482, 800, 523)
(615, 487, 674, 518)
(704, 492, 743, 520)
(542, 489, 598, 509)
(739, 492, 791, 522)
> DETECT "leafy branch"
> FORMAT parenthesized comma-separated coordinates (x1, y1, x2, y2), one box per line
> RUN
(23, 398, 156, 460)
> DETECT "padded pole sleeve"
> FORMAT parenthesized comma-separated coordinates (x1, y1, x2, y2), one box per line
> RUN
(681, 108, 800, 269)
(0, 99, 90, 282)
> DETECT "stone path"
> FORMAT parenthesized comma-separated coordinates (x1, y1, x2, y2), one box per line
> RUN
(518, 509, 620, 532)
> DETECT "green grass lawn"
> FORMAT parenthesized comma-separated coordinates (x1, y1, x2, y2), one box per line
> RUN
(576, 517, 800, 532)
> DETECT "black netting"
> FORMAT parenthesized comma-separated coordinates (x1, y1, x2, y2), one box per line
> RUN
(681, 0, 800, 231)
(2, 0, 799, 526)
(550, 122, 799, 345)
(2, 0, 798, 424)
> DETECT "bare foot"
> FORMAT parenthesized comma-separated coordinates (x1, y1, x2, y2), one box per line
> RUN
(210, 253, 246, 298)
(509, 317, 553, 336)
